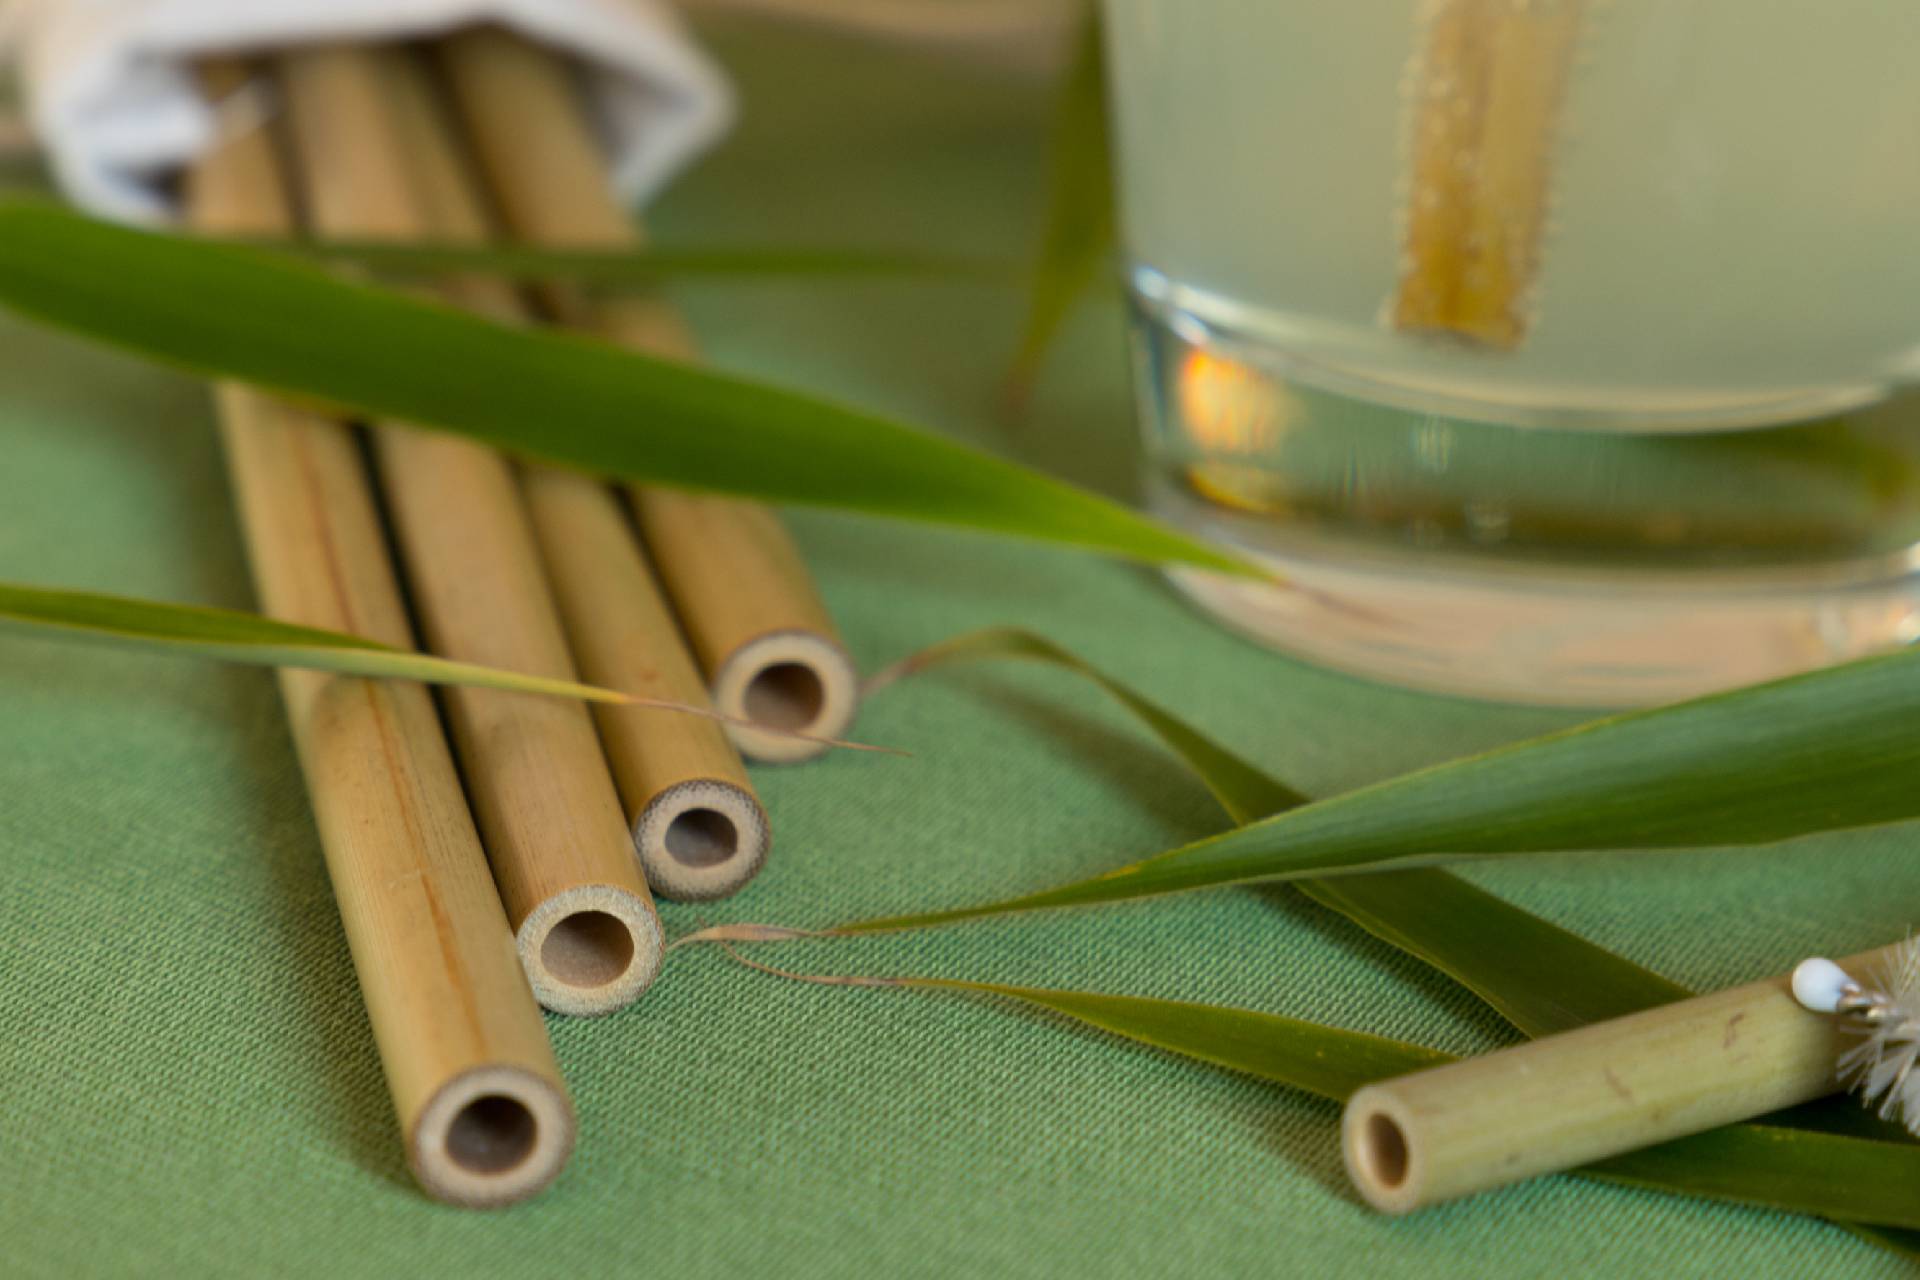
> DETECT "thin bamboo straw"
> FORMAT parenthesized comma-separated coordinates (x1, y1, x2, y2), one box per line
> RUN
(188, 62, 571, 1205)
(374, 47, 772, 901)
(1341, 941, 1897, 1214)
(522, 470, 775, 899)
(1390, 0, 1587, 348)
(275, 45, 663, 1012)
(435, 25, 860, 764)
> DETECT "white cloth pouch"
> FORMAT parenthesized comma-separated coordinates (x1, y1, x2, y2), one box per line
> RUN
(4, 0, 734, 222)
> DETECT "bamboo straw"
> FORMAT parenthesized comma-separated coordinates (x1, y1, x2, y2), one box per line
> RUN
(275, 46, 663, 1012)
(372, 47, 772, 901)
(188, 63, 571, 1205)
(522, 470, 775, 899)
(1390, 0, 1587, 348)
(1341, 941, 1898, 1214)
(435, 25, 860, 764)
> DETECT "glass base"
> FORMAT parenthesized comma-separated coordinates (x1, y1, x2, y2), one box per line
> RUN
(1155, 478, 1920, 706)
(1129, 279, 1920, 706)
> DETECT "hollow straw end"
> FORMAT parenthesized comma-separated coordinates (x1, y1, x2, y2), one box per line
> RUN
(633, 776, 772, 901)
(515, 883, 664, 1016)
(1341, 1085, 1425, 1215)
(712, 630, 860, 764)
(410, 1064, 575, 1209)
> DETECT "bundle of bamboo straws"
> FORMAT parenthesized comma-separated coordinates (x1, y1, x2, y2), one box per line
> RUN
(188, 29, 858, 1208)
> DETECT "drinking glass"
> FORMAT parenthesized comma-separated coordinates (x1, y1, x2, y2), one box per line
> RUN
(1105, 0, 1920, 703)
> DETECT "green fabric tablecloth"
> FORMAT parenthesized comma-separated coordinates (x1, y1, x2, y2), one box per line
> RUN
(4, 19, 1916, 1278)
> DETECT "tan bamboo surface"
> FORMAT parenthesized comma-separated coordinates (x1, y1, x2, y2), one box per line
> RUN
(1341, 941, 1899, 1214)
(276, 45, 663, 1013)
(188, 62, 571, 1206)
(436, 25, 860, 764)
(1390, 0, 1587, 348)
(522, 470, 775, 899)
(375, 47, 772, 901)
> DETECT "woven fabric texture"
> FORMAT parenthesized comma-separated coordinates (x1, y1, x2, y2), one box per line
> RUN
(3, 18, 1914, 1278)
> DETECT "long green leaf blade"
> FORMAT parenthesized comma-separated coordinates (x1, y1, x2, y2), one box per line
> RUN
(863, 626, 1692, 1030)
(0, 581, 628, 703)
(1299, 870, 1691, 1035)
(1592, 1127, 1920, 1234)
(1003, 5, 1115, 408)
(917, 979, 1443, 1097)
(850, 643, 1920, 930)
(870, 626, 1304, 819)
(931, 980, 1920, 1232)
(0, 200, 1253, 578)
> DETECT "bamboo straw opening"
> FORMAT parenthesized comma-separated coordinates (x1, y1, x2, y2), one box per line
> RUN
(634, 777, 772, 901)
(664, 808, 739, 869)
(1358, 1113, 1410, 1190)
(1341, 1087, 1424, 1214)
(412, 1064, 573, 1208)
(713, 631, 859, 765)
(539, 910, 635, 989)
(516, 885, 664, 1016)
(743, 662, 826, 732)
(447, 1095, 538, 1174)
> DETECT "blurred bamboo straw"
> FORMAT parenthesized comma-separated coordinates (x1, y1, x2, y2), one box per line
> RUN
(372, 46, 773, 901)
(1342, 941, 1897, 1214)
(276, 46, 663, 1012)
(189, 61, 571, 1205)
(1390, 0, 1587, 348)
(436, 25, 860, 765)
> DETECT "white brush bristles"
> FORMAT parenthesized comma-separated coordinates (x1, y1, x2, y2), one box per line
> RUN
(1837, 938, 1920, 1136)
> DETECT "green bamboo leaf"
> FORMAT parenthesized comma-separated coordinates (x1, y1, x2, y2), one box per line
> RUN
(0, 200, 1256, 579)
(918, 979, 1441, 1096)
(0, 581, 630, 703)
(849, 642, 1920, 930)
(870, 626, 1301, 818)
(1002, 4, 1114, 410)
(1594, 1127, 1920, 1240)
(921, 980, 1920, 1235)
(225, 238, 1009, 286)
(867, 626, 1689, 1033)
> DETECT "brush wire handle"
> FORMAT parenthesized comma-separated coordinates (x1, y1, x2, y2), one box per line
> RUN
(1791, 957, 1858, 1014)
(1792, 941, 1920, 1136)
